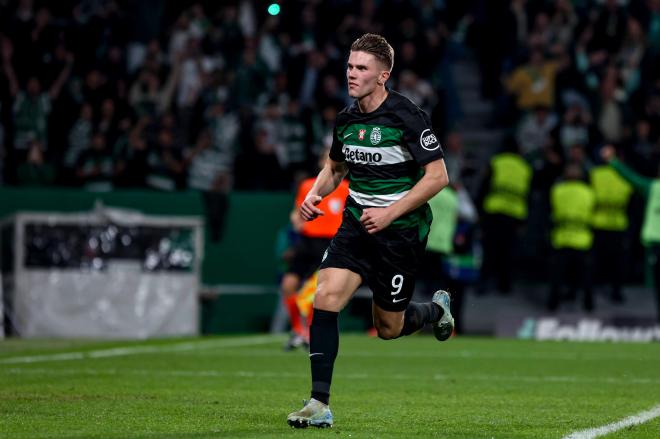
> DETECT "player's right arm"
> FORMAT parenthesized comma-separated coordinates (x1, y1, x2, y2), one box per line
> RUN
(300, 158, 348, 221)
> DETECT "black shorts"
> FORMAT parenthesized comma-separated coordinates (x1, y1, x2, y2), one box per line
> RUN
(320, 211, 426, 312)
(289, 236, 332, 280)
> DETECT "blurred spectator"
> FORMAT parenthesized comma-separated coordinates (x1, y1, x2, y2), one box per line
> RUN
(398, 69, 435, 114)
(258, 16, 283, 75)
(76, 132, 114, 191)
(566, 143, 594, 177)
(558, 101, 593, 155)
(233, 42, 269, 108)
(629, 119, 660, 176)
(547, 163, 595, 311)
(594, 66, 630, 145)
(300, 50, 329, 109)
(420, 183, 478, 334)
(616, 17, 646, 96)
(591, 0, 627, 55)
(212, 4, 245, 69)
(478, 142, 533, 294)
(248, 125, 286, 190)
(186, 129, 232, 242)
(280, 99, 308, 182)
(206, 102, 238, 158)
(589, 162, 633, 303)
(505, 47, 562, 116)
(115, 120, 150, 188)
(602, 144, 660, 321)
(2, 39, 72, 152)
(145, 128, 185, 191)
(63, 103, 93, 183)
(103, 46, 128, 99)
(443, 132, 478, 186)
(314, 73, 347, 115)
(548, 0, 579, 51)
(252, 99, 289, 188)
(516, 105, 559, 157)
(16, 139, 55, 186)
(96, 98, 119, 146)
(420, 185, 458, 307)
(646, 0, 660, 54)
(129, 55, 181, 118)
(175, 38, 205, 139)
(79, 69, 109, 115)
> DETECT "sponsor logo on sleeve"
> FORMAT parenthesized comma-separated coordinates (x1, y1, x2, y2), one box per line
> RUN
(419, 129, 439, 151)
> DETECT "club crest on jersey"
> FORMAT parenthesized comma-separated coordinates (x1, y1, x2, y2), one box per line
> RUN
(370, 127, 381, 145)
(358, 129, 366, 141)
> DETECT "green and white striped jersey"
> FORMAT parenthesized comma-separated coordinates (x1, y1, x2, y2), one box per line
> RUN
(330, 90, 444, 238)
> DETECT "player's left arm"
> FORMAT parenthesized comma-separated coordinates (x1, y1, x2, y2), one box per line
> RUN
(361, 159, 448, 234)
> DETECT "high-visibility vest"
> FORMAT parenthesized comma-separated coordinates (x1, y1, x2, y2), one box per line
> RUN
(642, 181, 660, 245)
(426, 186, 458, 254)
(483, 153, 532, 220)
(551, 180, 596, 250)
(589, 166, 633, 231)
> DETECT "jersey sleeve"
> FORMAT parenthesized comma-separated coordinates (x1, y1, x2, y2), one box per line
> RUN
(400, 105, 444, 166)
(329, 125, 345, 162)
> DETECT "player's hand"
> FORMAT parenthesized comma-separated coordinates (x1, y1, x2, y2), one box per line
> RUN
(300, 195, 324, 221)
(360, 207, 395, 234)
(600, 145, 616, 162)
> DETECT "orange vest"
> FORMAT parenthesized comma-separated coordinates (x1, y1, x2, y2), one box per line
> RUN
(296, 178, 349, 238)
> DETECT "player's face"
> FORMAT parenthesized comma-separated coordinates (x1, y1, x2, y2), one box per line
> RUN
(346, 51, 386, 99)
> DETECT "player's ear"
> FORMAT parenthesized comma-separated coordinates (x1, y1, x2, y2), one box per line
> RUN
(378, 70, 390, 85)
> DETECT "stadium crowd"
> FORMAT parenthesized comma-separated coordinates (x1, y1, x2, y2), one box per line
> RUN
(0, 0, 658, 187)
(1, 0, 660, 310)
(0, 0, 456, 191)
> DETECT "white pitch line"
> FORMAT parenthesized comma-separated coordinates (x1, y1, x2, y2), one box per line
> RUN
(0, 335, 282, 364)
(563, 404, 660, 439)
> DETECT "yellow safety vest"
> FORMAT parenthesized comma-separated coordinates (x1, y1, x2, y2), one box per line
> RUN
(551, 180, 596, 250)
(642, 181, 660, 245)
(589, 166, 633, 231)
(426, 187, 458, 254)
(483, 153, 532, 220)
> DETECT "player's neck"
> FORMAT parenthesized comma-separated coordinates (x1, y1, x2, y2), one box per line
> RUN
(357, 86, 388, 114)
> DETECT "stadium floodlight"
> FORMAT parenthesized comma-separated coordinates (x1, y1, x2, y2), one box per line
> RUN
(267, 3, 280, 15)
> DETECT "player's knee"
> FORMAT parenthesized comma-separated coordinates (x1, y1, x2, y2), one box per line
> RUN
(314, 283, 343, 311)
(375, 325, 399, 340)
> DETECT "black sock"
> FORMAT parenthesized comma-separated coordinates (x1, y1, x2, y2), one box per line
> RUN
(309, 308, 339, 405)
(399, 302, 442, 337)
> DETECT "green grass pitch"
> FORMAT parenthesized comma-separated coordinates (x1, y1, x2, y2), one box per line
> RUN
(1, 334, 659, 438)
